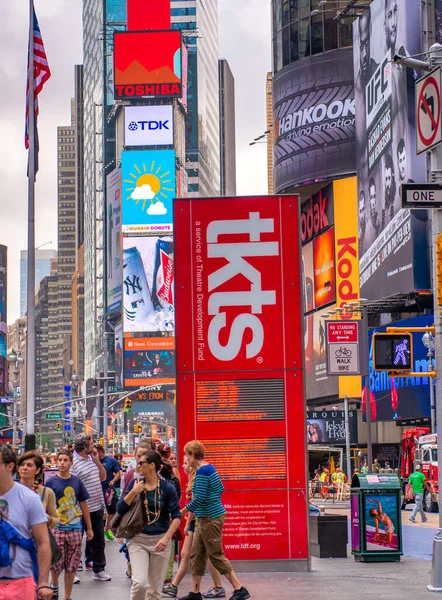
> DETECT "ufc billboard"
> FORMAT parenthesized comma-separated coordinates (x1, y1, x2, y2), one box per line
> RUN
(174, 196, 309, 567)
(124, 106, 174, 147)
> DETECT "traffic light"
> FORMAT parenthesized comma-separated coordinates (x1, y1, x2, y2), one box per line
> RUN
(124, 397, 132, 413)
(55, 422, 61, 432)
(134, 423, 142, 433)
(436, 233, 442, 306)
(373, 332, 413, 372)
(36, 426, 40, 435)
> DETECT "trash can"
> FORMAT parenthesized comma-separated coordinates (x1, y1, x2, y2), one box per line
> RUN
(351, 473, 402, 562)
(310, 513, 348, 558)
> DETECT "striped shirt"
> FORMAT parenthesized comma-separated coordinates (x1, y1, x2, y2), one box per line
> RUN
(71, 451, 104, 512)
(186, 463, 226, 519)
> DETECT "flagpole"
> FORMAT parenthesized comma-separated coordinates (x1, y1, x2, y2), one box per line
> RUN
(26, 0, 36, 446)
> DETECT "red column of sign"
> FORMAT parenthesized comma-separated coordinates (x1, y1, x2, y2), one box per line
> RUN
(174, 196, 308, 565)
(127, 0, 171, 31)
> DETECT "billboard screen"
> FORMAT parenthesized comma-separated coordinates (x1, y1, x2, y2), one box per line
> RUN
(367, 315, 432, 422)
(307, 410, 357, 444)
(353, 0, 428, 299)
(115, 323, 123, 389)
(313, 228, 335, 309)
(273, 49, 355, 192)
(0, 246, 6, 324)
(124, 106, 174, 147)
(123, 236, 174, 333)
(121, 149, 176, 234)
(106, 169, 122, 313)
(124, 337, 175, 388)
(127, 0, 170, 31)
(114, 31, 182, 100)
(174, 195, 309, 565)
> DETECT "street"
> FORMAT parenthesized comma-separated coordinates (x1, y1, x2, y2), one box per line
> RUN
(61, 513, 436, 600)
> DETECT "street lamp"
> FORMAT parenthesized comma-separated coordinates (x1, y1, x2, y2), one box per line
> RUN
(422, 332, 436, 433)
(6, 350, 24, 447)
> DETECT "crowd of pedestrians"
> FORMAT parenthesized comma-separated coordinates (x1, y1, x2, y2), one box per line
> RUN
(0, 435, 251, 600)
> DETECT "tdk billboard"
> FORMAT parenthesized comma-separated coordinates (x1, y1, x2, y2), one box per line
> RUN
(124, 105, 174, 147)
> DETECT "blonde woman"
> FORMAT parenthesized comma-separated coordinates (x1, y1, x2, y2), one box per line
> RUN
(163, 456, 223, 598)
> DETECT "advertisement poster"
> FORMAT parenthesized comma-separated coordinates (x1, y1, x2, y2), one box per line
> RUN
(124, 345, 175, 388)
(114, 30, 182, 99)
(364, 494, 399, 551)
(302, 241, 315, 313)
(367, 315, 431, 422)
(353, 0, 427, 299)
(273, 49, 356, 192)
(351, 494, 360, 552)
(121, 149, 176, 234)
(107, 169, 122, 313)
(114, 323, 123, 389)
(124, 105, 174, 147)
(313, 228, 335, 308)
(123, 236, 174, 333)
(305, 307, 339, 400)
(306, 410, 357, 444)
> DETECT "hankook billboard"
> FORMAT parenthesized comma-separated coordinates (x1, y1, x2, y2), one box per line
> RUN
(353, 0, 429, 299)
(273, 49, 356, 192)
(114, 30, 182, 100)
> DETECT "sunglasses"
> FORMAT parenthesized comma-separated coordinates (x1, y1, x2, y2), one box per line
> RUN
(137, 460, 153, 467)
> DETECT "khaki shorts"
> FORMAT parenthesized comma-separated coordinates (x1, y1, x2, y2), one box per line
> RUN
(190, 514, 233, 577)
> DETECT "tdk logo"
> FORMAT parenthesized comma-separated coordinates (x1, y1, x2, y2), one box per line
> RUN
(127, 120, 170, 132)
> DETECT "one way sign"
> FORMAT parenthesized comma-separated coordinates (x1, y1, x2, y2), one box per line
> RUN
(416, 67, 442, 154)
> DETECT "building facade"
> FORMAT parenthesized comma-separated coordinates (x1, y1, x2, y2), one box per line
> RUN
(266, 72, 274, 195)
(20, 249, 58, 317)
(218, 59, 236, 196)
(7, 316, 27, 420)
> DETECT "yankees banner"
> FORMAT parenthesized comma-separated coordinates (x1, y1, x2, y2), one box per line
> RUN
(353, 0, 429, 299)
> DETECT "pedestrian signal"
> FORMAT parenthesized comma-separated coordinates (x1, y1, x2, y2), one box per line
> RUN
(373, 333, 413, 372)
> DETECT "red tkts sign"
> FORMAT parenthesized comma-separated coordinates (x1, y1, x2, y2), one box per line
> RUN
(174, 197, 304, 372)
(327, 321, 359, 343)
(174, 196, 308, 567)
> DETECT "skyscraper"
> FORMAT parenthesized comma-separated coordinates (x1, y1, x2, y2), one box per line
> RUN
(20, 249, 58, 317)
(218, 59, 236, 196)
(266, 72, 274, 195)
(171, 0, 220, 197)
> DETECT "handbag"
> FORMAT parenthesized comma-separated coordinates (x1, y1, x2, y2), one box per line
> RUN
(40, 487, 62, 567)
(405, 483, 414, 501)
(111, 493, 145, 539)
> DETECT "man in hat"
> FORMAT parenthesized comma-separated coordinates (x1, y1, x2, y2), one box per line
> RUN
(409, 465, 432, 523)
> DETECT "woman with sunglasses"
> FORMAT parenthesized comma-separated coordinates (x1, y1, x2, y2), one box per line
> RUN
(117, 450, 181, 600)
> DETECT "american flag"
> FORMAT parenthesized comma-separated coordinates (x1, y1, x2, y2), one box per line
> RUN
(25, 2, 51, 174)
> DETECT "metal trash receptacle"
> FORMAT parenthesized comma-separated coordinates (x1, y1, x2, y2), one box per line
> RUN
(350, 473, 402, 562)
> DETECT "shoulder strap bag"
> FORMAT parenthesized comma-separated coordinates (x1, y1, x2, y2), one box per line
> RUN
(111, 493, 144, 539)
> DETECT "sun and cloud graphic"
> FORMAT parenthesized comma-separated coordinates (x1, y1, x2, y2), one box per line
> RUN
(122, 150, 176, 225)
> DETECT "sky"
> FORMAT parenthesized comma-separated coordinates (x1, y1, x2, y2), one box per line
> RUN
(0, 0, 271, 325)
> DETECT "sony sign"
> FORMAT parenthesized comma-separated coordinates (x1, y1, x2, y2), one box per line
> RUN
(124, 105, 174, 147)
(206, 213, 279, 361)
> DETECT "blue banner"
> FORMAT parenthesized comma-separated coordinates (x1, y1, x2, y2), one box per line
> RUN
(121, 149, 176, 235)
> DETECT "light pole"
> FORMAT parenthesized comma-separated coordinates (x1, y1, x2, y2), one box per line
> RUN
(7, 350, 24, 447)
(422, 332, 436, 433)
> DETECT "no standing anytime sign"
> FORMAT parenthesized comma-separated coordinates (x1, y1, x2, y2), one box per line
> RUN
(326, 321, 361, 376)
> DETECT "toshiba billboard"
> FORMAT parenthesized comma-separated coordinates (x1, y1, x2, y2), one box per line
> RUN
(174, 196, 309, 569)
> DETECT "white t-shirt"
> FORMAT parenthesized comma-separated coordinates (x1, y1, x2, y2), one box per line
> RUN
(0, 482, 47, 579)
(71, 452, 104, 512)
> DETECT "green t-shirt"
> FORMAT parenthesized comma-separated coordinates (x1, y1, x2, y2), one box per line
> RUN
(409, 471, 426, 494)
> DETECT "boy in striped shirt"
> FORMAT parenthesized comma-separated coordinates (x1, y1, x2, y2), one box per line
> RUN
(179, 441, 250, 600)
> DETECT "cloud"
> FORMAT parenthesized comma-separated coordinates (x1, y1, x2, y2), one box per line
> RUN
(131, 184, 155, 201)
(147, 201, 167, 216)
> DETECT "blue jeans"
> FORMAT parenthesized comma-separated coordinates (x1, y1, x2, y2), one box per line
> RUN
(410, 492, 426, 521)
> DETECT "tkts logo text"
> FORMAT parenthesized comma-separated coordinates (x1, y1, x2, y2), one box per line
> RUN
(204, 213, 279, 362)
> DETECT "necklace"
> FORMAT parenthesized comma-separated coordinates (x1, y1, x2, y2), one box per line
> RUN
(143, 480, 162, 525)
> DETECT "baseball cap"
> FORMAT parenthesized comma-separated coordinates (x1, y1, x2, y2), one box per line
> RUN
(415, 464, 421, 470)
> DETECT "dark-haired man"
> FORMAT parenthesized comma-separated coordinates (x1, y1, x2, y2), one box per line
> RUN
(0, 444, 53, 600)
(382, 154, 396, 229)
(71, 434, 110, 581)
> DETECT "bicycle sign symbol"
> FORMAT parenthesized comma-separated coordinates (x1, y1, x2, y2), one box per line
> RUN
(334, 346, 352, 358)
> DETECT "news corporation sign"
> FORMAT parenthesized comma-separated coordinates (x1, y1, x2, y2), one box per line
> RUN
(124, 105, 174, 147)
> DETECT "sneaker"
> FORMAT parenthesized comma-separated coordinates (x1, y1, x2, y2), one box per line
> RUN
(93, 570, 112, 581)
(203, 588, 226, 598)
(77, 560, 83, 572)
(50, 584, 59, 598)
(409, 517, 416, 523)
(179, 593, 203, 600)
(85, 561, 93, 570)
(229, 588, 250, 600)
(163, 583, 178, 597)
(105, 529, 115, 541)
(423, 518, 428, 522)
(74, 575, 81, 584)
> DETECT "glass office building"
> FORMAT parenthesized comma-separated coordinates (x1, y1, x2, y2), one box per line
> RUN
(20, 249, 58, 317)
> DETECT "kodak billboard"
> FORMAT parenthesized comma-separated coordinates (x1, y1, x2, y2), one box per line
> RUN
(114, 31, 182, 100)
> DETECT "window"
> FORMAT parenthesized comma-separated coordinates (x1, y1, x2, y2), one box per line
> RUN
(299, 18, 310, 59)
(282, 26, 290, 66)
(311, 14, 323, 55)
(290, 21, 299, 62)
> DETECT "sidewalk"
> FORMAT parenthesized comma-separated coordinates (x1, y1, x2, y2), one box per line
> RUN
(68, 538, 433, 600)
